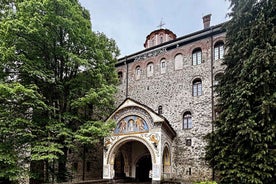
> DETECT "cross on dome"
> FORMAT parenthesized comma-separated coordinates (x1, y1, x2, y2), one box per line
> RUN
(157, 18, 165, 29)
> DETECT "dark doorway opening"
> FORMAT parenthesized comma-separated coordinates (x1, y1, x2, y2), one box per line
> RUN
(135, 155, 152, 182)
(114, 151, 125, 178)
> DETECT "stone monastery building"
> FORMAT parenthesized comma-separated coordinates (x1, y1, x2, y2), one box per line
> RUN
(102, 15, 226, 183)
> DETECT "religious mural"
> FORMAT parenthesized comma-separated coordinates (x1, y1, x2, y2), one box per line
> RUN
(114, 116, 149, 134)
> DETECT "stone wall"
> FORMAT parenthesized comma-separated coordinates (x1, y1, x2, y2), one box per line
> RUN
(115, 32, 225, 182)
(67, 143, 104, 182)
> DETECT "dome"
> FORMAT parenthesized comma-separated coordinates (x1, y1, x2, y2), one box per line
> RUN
(144, 29, 176, 48)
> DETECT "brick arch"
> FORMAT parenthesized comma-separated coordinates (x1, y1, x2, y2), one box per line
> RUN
(191, 47, 202, 53)
(188, 40, 206, 53)
(214, 70, 224, 77)
(191, 47, 203, 56)
(213, 36, 225, 47)
(156, 52, 170, 62)
(171, 50, 184, 59)
(181, 109, 194, 117)
(190, 75, 204, 85)
(129, 61, 143, 71)
(214, 40, 225, 46)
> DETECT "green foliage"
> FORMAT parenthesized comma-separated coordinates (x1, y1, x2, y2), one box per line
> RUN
(205, 0, 276, 184)
(0, 0, 119, 182)
(75, 120, 115, 145)
(0, 82, 47, 180)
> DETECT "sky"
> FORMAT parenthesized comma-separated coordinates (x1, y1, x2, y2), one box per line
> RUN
(78, 0, 231, 57)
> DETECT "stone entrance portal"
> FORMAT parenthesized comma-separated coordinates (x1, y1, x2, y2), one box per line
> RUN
(103, 98, 176, 183)
(113, 140, 152, 181)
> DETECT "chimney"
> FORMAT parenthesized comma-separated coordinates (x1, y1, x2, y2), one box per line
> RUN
(203, 14, 211, 29)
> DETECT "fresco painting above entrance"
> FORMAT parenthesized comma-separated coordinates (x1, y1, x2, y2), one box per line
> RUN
(114, 116, 149, 134)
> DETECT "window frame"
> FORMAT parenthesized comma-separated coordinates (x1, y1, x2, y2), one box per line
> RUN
(118, 71, 123, 84)
(192, 48, 202, 65)
(147, 62, 154, 77)
(160, 58, 166, 74)
(192, 79, 202, 96)
(183, 112, 192, 129)
(214, 42, 224, 60)
(135, 66, 141, 80)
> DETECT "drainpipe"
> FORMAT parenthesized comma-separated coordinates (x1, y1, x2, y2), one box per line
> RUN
(125, 56, 129, 98)
(210, 27, 215, 181)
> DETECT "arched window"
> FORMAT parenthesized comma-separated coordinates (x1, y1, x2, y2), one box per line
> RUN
(214, 73, 223, 86)
(147, 62, 154, 77)
(160, 58, 166, 74)
(118, 72, 123, 84)
(183, 111, 192, 129)
(135, 66, 141, 80)
(160, 36, 163, 44)
(174, 54, 183, 70)
(214, 42, 224, 60)
(192, 48, 202, 65)
(193, 78, 202, 96)
(163, 147, 171, 166)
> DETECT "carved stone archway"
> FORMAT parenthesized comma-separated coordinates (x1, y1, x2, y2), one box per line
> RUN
(103, 98, 176, 183)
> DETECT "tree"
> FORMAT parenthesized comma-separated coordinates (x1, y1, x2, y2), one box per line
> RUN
(0, 83, 47, 183)
(205, 0, 276, 183)
(0, 0, 119, 182)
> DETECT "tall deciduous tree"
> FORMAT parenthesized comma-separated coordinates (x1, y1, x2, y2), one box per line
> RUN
(0, 0, 119, 182)
(206, 0, 276, 183)
(0, 83, 47, 182)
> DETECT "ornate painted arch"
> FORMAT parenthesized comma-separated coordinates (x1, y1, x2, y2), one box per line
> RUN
(106, 136, 157, 165)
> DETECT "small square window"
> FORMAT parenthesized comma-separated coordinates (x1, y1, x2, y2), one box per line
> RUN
(158, 106, 163, 114)
(186, 168, 192, 175)
(186, 139, 192, 146)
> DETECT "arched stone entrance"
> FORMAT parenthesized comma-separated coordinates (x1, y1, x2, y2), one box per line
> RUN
(104, 137, 155, 180)
(103, 98, 176, 183)
(112, 140, 153, 181)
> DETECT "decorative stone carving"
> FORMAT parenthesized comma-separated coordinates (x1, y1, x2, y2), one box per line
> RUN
(149, 134, 159, 147)
(134, 48, 167, 61)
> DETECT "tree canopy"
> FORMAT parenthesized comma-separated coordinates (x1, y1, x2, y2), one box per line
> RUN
(0, 0, 119, 182)
(206, 0, 276, 183)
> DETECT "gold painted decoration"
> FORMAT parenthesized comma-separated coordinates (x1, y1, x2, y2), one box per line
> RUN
(114, 116, 149, 134)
